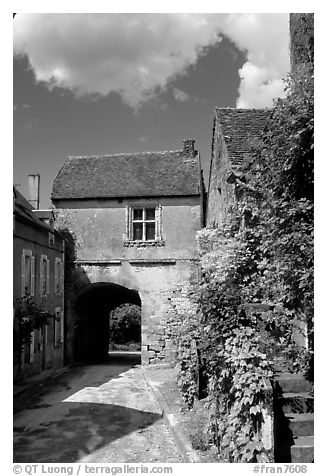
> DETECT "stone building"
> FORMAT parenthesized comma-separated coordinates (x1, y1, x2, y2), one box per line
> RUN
(13, 176, 65, 381)
(289, 13, 314, 73)
(206, 108, 271, 228)
(51, 139, 205, 365)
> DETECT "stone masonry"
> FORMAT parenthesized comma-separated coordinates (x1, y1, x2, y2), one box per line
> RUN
(52, 140, 205, 365)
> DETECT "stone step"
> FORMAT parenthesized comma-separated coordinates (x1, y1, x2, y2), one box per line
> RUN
(280, 392, 314, 414)
(285, 412, 314, 437)
(273, 373, 312, 393)
(290, 436, 314, 463)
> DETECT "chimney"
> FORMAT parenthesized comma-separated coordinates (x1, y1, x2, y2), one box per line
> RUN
(28, 174, 40, 209)
(183, 139, 196, 157)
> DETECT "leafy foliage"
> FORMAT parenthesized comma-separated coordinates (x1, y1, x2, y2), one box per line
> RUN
(15, 295, 54, 344)
(175, 60, 313, 462)
(56, 226, 77, 287)
(109, 303, 141, 345)
(175, 315, 201, 409)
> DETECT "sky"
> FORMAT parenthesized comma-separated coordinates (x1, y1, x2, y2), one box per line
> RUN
(13, 12, 290, 208)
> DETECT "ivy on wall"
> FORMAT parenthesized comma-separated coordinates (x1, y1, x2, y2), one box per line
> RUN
(175, 59, 313, 462)
(15, 295, 54, 345)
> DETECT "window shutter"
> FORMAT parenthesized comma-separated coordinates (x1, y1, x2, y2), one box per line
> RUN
(39, 258, 44, 295)
(155, 207, 159, 240)
(60, 311, 64, 343)
(128, 206, 133, 240)
(31, 256, 35, 297)
(60, 261, 64, 293)
(54, 307, 61, 346)
(45, 325, 48, 345)
(54, 259, 58, 293)
(46, 259, 50, 294)
(125, 205, 129, 240)
(39, 328, 43, 352)
(54, 316, 57, 346)
(30, 331, 35, 363)
(21, 252, 25, 296)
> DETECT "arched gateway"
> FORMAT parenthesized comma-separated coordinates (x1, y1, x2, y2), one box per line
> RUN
(52, 140, 205, 365)
(73, 282, 141, 362)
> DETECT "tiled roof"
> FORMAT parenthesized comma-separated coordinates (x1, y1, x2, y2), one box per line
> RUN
(215, 108, 272, 168)
(14, 187, 33, 212)
(52, 148, 201, 200)
(13, 187, 57, 233)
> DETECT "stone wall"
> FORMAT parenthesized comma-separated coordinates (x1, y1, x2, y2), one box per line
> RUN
(289, 13, 314, 73)
(53, 195, 202, 364)
(13, 215, 65, 381)
(206, 114, 236, 228)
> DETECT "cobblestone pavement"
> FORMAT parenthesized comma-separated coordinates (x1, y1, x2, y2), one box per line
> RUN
(13, 353, 183, 463)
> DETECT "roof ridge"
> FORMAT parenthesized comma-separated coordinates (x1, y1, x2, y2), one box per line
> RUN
(67, 149, 184, 160)
(215, 107, 273, 113)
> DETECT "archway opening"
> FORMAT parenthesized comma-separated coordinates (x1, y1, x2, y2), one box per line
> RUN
(73, 282, 141, 363)
(109, 303, 141, 352)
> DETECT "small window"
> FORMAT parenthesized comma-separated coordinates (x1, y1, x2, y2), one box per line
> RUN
(21, 249, 35, 297)
(132, 207, 156, 241)
(124, 204, 164, 246)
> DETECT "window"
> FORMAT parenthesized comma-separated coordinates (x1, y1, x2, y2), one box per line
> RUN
(125, 205, 164, 245)
(54, 258, 64, 294)
(54, 307, 63, 347)
(132, 207, 156, 241)
(40, 255, 50, 296)
(21, 249, 35, 296)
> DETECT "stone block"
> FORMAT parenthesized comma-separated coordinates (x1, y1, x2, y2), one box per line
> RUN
(149, 344, 164, 352)
(142, 353, 150, 365)
(165, 339, 173, 349)
(149, 340, 161, 346)
(165, 349, 176, 362)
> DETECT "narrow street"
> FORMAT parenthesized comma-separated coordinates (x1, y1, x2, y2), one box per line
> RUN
(13, 353, 183, 463)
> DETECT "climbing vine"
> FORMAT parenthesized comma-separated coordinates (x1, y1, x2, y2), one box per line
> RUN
(176, 59, 313, 462)
(15, 294, 54, 344)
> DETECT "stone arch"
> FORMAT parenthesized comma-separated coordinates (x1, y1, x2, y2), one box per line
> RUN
(73, 282, 141, 363)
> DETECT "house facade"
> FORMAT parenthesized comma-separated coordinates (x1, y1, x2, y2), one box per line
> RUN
(207, 108, 271, 228)
(13, 180, 65, 381)
(52, 139, 205, 365)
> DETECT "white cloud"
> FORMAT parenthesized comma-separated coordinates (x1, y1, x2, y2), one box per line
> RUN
(13, 13, 290, 109)
(220, 13, 290, 107)
(173, 87, 190, 102)
(237, 62, 286, 108)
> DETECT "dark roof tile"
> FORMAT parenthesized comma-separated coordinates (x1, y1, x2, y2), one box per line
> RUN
(215, 108, 272, 167)
(52, 149, 201, 200)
